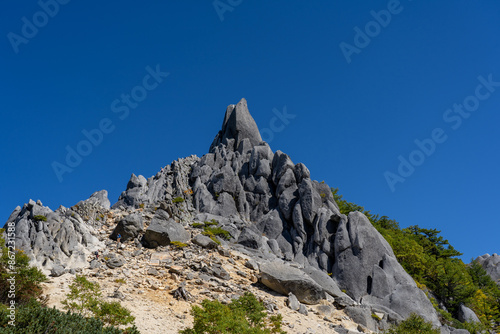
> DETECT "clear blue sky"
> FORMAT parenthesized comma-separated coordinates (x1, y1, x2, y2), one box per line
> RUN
(1, 1, 499, 261)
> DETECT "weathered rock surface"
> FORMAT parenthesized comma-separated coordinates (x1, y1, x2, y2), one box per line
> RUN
(113, 156, 199, 209)
(192, 234, 218, 249)
(475, 253, 500, 285)
(143, 210, 190, 248)
(2, 198, 103, 273)
(457, 304, 480, 323)
(110, 213, 143, 242)
(209, 98, 263, 152)
(259, 261, 325, 305)
(334, 211, 440, 326)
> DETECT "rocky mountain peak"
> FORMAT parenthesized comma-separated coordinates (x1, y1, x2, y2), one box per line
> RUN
(4, 99, 454, 333)
(209, 98, 263, 152)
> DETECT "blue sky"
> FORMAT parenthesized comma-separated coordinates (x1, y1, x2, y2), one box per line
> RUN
(1, 1, 499, 261)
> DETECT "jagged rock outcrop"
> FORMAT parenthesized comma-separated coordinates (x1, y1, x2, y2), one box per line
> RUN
(3, 197, 104, 273)
(475, 253, 500, 285)
(188, 98, 440, 326)
(113, 156, 199, 210)
(209, 98, 263, 152)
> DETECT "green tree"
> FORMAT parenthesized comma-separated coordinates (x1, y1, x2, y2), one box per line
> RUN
(0, 228, 47, 306)
(385, 313, 440, 334)
(180, 292, 286, 334)
(62, 275, 135, 328)
(0, 299, 140, 334)
(425, 259, 475, 315)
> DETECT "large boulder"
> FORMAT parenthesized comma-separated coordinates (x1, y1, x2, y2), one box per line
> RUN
(458, 304, 480, 323)
(143, 210, 190, 248)
(110, 213, 143, 242)
(303, 266, 349, 299)
(475, 253, 500, 285)
(237, 226, 263, 249)
(334, 211, 440, 326)
(259, 261, 326, 305)
(192, 234, 218, 249)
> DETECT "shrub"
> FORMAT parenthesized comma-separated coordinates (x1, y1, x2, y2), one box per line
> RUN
(385, 314, 440, 334)
(192, 223, 204, 228)
(0, 299, 139, 333)
(138, 203, 145, 209)
(62, 275, 135, 328)
(204, 220, 219, 227)
(171, 241, 188, 249)
(33, 215, 47, 222)
(202, 227, 231, 241)
(179, 292, 286, 334)
(173, 197, 185, 204)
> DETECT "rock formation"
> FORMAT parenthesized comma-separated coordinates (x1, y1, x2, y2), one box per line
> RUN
(476, 253, 500, 285)
(4, 98, 448, 332)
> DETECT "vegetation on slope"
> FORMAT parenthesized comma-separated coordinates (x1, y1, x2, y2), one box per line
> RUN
(180, 292, 286, 334)
(0, 229, 137, 333)
(332, 188, 500, 332)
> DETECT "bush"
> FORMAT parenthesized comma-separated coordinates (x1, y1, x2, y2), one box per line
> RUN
(204, 220, 218, 227)
(33, 215, 47, 222)
(0, 299, 139, 333)
(172, 197, 185, 204)
(202, 227, 231, 241)
(179, 292, 286, 334)
(62, 275, 135, 328)
(171, 241, 188, 249)
(385, 314, 440, 334)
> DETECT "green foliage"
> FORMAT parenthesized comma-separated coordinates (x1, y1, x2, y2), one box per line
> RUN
(179, 292, 286, 334)
(426, 259, 475, 315)
(95, 301, 136, 328)
(62, 275, 135, 328)
(202, 227, 231, 241)
(0, 229, 47, 306)
(193, 220, 219, 229)
(385, 313, 440, 334)
(454, 320, 488, 334)
(171, 241, 188, 249)
(33, 215, 47, 222)
(173, 197, 185, 204)
(0, 299, 140, 333)
(138, 203, 145, 209)
(204, 219, 219, 227)
(331, 188, 500, 331)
